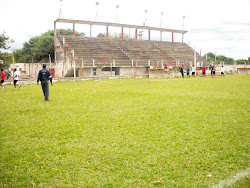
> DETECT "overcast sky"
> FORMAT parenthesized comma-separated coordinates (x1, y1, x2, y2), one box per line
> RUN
(1, 0, 249, 60)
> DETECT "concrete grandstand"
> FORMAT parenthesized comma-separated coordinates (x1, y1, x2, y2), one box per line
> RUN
(53, 18, 206, 78)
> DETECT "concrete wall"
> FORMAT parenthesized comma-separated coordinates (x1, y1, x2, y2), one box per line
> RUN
(149, 69, 176, 78)
(237, 68, 250, 74)
(9, 63, 55, 77)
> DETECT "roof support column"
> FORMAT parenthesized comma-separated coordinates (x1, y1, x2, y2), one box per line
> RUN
(182, 33, 184, 43)
(106, 26, 109, 38)
(149, 30, 151, 40)
(135, 28, 137, 40)
(54, 21, 57, 36)
(172, 32, 174, 42)
(160, 31, 163, 41)
(73, 23, 75, 36)
(121, 27, 124, 39)
(90, 25, 92, 37)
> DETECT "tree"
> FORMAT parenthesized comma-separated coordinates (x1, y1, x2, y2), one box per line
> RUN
(236, 59, 250, 64)
(97, 33, 106, 37)
(0, 31, 14, 69)
(203, 52, 215, 61)
(0, 31, 14, 49)
(203, 52, 235, 64)
(45, 29, 85, 37)
(97, 32, 130, 39)
(14, 29, 85, 63)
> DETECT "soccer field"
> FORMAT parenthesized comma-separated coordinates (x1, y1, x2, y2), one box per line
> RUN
(0, 75, 249, 187)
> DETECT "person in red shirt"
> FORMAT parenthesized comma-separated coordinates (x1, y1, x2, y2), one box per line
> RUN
(202, 65, 206, 79)
(1, 69, 5, 90)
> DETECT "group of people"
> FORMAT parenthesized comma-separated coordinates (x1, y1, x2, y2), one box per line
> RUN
(1, 64, 53, 101)
(179, 65, 225, 79)
(179, 65, 197, 80)
(0, 68, 20, 91)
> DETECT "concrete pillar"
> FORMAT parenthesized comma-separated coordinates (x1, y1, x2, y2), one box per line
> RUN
(149, 30, 151, 40)
(135, 29, 137, 40)
(172, 32, 174, 42)
(74, 60, 76, 78)
(73, 23, 75, 36)
(106, 26, 109, 38)
(90, 25, 92, 37)
(54, 21, 57, 36)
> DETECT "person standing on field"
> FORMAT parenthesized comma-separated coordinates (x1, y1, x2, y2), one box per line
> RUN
(37, 64, 53, 101)
(186, 66, 190, 78)
(13, 68, 21, 89)
(221, 65, 225, 77)
(202, 65, 206, 79)
(210, 65, 214, 78)
(180, 65, 184, 80)
(191, 65, 196, 77)
(1, 69, 5, 90)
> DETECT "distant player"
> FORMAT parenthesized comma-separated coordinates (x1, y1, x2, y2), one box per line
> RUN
(13, 68, 21, 88)
(191, 65, 195, 77)
(186, 66, 190, 78)
(213, 67, 216, 78)
(164, 64, 168, 72)
(1, 69, 5, 90)
(210, 65, 214, 78)
(202, 65, 206, 79)
(221, 65, 225, 77)
(180, 65, 184, 80)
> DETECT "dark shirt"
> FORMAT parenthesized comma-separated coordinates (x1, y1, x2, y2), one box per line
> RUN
(37, 68, 52, 83)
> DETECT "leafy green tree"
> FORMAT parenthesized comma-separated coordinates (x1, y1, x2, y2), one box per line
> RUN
(203, 52, 215, 61)
(97, 32, 130, 39)
(97, 33, 106, 37)
(236, 59, 250, 64)
(203, 53, 235, 64)
(0, 31, 14, 49)
(14, 29, 85, 63)
(45, 29, 85, 37)
(216, 55, 227, 62)
(0, 31, 14, 69)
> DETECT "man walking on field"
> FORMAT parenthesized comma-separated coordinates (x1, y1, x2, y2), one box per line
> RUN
(37, 64, 53, 101)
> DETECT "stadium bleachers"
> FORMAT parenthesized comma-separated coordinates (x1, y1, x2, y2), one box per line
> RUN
(59, 35, 206, 68)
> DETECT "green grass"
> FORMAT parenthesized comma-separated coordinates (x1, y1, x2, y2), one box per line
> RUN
(0, 75, 249, 187)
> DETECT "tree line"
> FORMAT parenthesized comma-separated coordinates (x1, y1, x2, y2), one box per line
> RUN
(203, 52, 249, 65)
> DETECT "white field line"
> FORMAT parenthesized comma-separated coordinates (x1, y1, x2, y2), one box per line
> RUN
(211, 168, 250, 188)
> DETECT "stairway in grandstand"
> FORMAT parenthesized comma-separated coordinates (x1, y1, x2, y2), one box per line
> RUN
(59, 35, 206, 67)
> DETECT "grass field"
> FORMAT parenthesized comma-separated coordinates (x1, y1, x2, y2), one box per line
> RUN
(0, 75, 249, 187)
